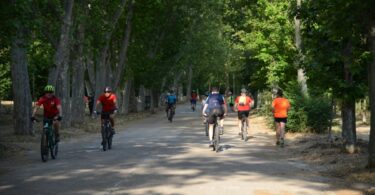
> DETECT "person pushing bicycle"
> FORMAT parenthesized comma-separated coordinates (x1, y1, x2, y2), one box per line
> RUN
(234, 88, 253, 136)
(31, 85, 62, 142)
(94, 86, 118, 135)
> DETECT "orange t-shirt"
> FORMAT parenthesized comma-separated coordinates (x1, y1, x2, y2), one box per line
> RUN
(235, 96, 252, 111)
(272, 97, 290, 118)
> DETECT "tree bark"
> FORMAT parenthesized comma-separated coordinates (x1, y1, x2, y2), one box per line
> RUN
(112, 1, 134, 91)
(295, 0, 308, 95)
(368, 23, 375, 168)
(186, 64, 193, 100)
(11, 27, 33, 135)
(48, 0, 74, 86)
(341, 100, 357, 153)
(71, 20, 85, 125)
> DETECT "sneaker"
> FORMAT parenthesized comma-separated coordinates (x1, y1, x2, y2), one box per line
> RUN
(280, 139, 285, 147)
(219, 126, 224, 135)
(209, 141, 214, 147)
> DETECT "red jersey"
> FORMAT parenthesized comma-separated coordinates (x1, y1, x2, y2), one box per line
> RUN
(98, 93, 117, 112)
(235, 96, 252, 111)
(36, 95, 61, 118)
(272, 97, 290, 118)
(191, 92, 197, 100)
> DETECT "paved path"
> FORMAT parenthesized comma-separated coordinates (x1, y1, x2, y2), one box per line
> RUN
(0, 104, 365, 195)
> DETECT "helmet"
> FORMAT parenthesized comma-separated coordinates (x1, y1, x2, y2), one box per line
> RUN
(241, 88, 247, 93)
(228, 91, 232, 95)
(44, 85, 55, 93)
(104, 86, 112, 93)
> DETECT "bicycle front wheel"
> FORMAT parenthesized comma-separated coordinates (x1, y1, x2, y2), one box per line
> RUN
(107, 128, 113, 150)
(101, 127, 107, 151)
(41, 131, 48, 162)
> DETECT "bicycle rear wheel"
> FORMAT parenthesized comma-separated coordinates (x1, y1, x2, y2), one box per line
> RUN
(214, 125, 220, 152)
(168, 109, 173, 122)
(40, 130, 48, 162)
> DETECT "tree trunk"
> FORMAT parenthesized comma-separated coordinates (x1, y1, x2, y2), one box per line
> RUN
(119, 79, 132, 114)
(71, 21, 85, 125)
(368, 23, 375, 168)
(341, 100, 357, 153)
(186, 64, 193, 100)
(112, 1, 134, 91)
(48, 0, 74, 86)
(137, 85, 145, 112)
(11, 27, 33, 135)
(295, 0, 308, 95)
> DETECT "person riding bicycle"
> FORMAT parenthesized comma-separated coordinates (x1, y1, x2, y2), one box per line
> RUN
(202, 87, 227, 147)
(31, 85, 62, 142)
(227, 91, 235, 112)
(94, 86, 117, 135)
(190, 90, 198, 111)
(234, 88, 253, 136)
(272, 89, 290, 147)
(165, 90, 177, 118)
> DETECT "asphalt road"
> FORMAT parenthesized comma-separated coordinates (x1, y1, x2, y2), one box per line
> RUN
(0, 103, 365, 195)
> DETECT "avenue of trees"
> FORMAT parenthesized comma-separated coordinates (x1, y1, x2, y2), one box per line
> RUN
(1, 0, 375, 167)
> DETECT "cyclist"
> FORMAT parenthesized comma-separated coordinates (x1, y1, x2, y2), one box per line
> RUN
(31, 85, 62, 142)
(190, 90, 198, 111)
(234, 88, 253, 135)
(94, 86, 118, 135)
(272, 89, 290, 147)
(202, 87, 227, 147)
(165, 90, 177, 121)
(227, 91, 235, 112)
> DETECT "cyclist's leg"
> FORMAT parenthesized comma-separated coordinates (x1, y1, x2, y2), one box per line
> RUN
(109, 115, 115, 134)
(237, 111, 242, 133)
(207, 111, 215, 146)
(274, 118, 281, 143)
(279, 118, 287, 143)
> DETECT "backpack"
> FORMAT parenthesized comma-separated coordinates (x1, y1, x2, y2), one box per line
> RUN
(207, 94, 224, 108)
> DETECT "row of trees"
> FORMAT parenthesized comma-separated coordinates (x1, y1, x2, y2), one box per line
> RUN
(1, 0, 375, 167)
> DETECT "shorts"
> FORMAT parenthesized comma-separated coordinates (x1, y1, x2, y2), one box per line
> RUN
(207, 108, 224, 124)
(190, 99, 197, 104)
(237, 110, 250, 119)
(274, 117, 287, 123)
(229, 103, 234, 107)
(101, 110, 115, 119)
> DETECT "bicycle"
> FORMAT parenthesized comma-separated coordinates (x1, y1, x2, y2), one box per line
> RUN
(167, 105, 174, 122)
(209, 115, 220, 152)
(240, 113, 248, 142)
(32, 117, 59, 162)
(96, 112, 114, 151)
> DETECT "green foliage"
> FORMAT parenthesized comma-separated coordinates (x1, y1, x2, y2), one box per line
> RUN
(285, 82, 331, 133)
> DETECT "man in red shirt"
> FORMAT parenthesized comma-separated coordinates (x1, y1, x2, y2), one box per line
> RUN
(234, 88, 253, 135)
(32, 85, 62, 142)
(190, 90, 198, 111)
(94, 86, 118, 134)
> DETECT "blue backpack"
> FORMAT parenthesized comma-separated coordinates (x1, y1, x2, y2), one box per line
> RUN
(207, 93, 224, 109)
(167, 95, 177, 104)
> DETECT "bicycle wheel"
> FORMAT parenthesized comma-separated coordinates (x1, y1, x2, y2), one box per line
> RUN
(214, 125, 220, 152)
(168, 109, 173, 122)
(40, 130, 49, 162)
(101, 127, 107, 151)
(50, 133, 58, 159)
(107, 128, 113, 150)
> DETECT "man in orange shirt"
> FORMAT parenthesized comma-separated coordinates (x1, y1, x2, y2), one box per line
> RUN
(272, 89, 290, 147)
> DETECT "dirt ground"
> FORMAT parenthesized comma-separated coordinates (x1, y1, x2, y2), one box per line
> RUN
(1, 103, 375, 194)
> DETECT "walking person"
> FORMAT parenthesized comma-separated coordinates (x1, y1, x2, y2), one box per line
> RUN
(272, 89, 290, 147)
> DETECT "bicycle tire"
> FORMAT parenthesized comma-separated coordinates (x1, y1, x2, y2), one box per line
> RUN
(41, 130, 48, 162)
(101, 127, 107, 151)
(214, 125, 220, 152)
(108, 128, 113, 150)
(51, 142, 58, 159)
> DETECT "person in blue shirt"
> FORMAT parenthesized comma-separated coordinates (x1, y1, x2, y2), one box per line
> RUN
(165, 90, 177, 119)
(202, 87, 227, 147)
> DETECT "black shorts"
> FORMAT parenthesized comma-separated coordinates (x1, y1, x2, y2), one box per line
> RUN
(208, 108, 224, 124)
(237, 110, 250, 119)
(101, 111, 114, 119)
(274, 117, 287, 123)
